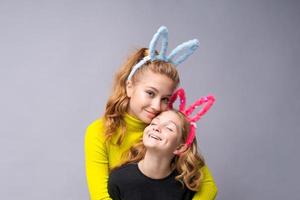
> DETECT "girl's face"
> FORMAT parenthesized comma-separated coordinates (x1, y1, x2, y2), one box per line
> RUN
(143, 110, 183, 156)
(126, 70, 176, 123)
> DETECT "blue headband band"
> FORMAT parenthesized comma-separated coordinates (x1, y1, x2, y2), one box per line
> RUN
(127, 26, 199, 81)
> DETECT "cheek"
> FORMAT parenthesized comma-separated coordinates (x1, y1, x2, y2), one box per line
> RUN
(171, 134, 182, 146)
(143, 126, 152, 136)
(142, 129, 148, 140)
(142, 134, 147, 143)
(166, 133, 177, 143)
(173, 136, 181, 146)
(137, 93, 148, 104)
(144, 126, 151, 133)
(131, 89, 143, 100)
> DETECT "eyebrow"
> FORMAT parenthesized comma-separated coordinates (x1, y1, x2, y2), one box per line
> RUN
(148, 86, 159, 93)
(153, 117, 178, 127)
(167, 121, 178, 127)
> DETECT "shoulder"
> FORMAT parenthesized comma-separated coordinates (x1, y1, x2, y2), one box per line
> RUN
(108, 164, 138, 200)
(109, 164, 138, 186)
(86, 117, 105, 131)
(110, 164, 137, 177)
(110, 164, 138, 181)
(85, 117, 106, 142)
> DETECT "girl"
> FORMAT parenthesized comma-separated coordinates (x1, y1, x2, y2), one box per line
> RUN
(85, 26, 217, 200)
(108, 89, 215, 200)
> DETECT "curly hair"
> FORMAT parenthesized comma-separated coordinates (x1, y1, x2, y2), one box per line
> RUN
(116, 110, 205, 191)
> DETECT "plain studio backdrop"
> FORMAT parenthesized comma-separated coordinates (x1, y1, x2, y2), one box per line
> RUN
(0, 0, 299, 199)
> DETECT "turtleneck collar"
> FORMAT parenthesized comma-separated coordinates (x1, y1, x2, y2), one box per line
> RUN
(124, 113, 147, 132)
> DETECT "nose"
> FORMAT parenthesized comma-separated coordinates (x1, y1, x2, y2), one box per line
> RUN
(152, 125, 161, 132)
(150, 98, 161, 112)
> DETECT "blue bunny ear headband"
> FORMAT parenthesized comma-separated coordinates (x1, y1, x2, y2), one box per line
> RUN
(127, 26, 200, 81)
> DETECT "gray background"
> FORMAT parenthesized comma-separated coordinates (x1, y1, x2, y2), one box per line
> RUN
(1, 0, 299, 199)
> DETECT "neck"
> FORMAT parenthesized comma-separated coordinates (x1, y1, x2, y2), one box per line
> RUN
(138, 151, 173, 179)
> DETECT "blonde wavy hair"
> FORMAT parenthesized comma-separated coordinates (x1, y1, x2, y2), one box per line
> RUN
(104, 48, 180, 145)
(118, 110, 205, 191)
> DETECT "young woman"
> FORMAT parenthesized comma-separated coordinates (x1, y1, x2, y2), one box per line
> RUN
(85, 26, 217, 200)
(108, 91, 214, 200)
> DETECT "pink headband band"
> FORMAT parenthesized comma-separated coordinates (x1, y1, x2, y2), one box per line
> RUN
(168, 88, 216, 146)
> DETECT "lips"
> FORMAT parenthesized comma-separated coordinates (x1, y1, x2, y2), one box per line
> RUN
(145, 110, 157, 118)
(148, 133, 162, 141)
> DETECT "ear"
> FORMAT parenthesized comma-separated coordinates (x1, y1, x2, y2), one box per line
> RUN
(126, 80, 133, 98)
(173, 144, 188, 155)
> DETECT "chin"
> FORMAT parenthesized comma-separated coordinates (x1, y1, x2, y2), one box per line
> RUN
(140, 115, 152, 124)
(142, 118, 152, 124)
(144, 142, 158, 149)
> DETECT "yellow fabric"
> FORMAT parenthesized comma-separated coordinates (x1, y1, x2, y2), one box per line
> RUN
(85, 113, 218, 200)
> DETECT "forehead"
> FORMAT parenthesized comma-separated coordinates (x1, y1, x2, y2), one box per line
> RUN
(153, 111, 182, 126)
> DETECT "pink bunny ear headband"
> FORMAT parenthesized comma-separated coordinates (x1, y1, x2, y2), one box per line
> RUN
(168, 88, 216, 146)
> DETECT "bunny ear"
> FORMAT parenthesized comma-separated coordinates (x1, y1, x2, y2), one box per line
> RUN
(167, 39, 199, 65)
(185, 123, 196, 146)
(149, 26, 169, 61)
(168, 88, 186, 112)
(184, 95, 215, 122)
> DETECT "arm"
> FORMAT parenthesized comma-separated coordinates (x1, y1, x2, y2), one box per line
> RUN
(192, 165, 218, 200)
(108, 184, 121, 200)
(108, 175, 122, 200)
(85, 120, 112, 200)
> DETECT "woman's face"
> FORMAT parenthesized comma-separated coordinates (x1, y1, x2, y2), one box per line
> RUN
(126, 70, 176, 123)
(143, 110, 183, 156)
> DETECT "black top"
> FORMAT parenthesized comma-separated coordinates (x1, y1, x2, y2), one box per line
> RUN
(108, 163, 195, 200)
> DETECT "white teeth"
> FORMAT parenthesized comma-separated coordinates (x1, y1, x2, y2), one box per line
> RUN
(148, 134, 162, 141)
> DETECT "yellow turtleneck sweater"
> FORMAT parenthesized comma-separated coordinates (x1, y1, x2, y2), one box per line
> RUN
(85, 114, 217, 200)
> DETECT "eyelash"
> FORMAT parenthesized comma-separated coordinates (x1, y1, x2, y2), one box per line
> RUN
(146, 91, 170, 106)
(166, 127, 174, 132)
(150, 122, 174, 132)
(146, 90, 155, 97)
(162, 98, 169, 104)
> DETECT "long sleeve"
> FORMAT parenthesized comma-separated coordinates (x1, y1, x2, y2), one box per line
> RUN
(192, 165, 218, 200)
(85, 119, 112, 200)
(108, 178, 121, 200)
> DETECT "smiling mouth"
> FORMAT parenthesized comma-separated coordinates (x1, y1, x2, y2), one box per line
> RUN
(145, 110, 156, 116)
(148, 134, 162, 141)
